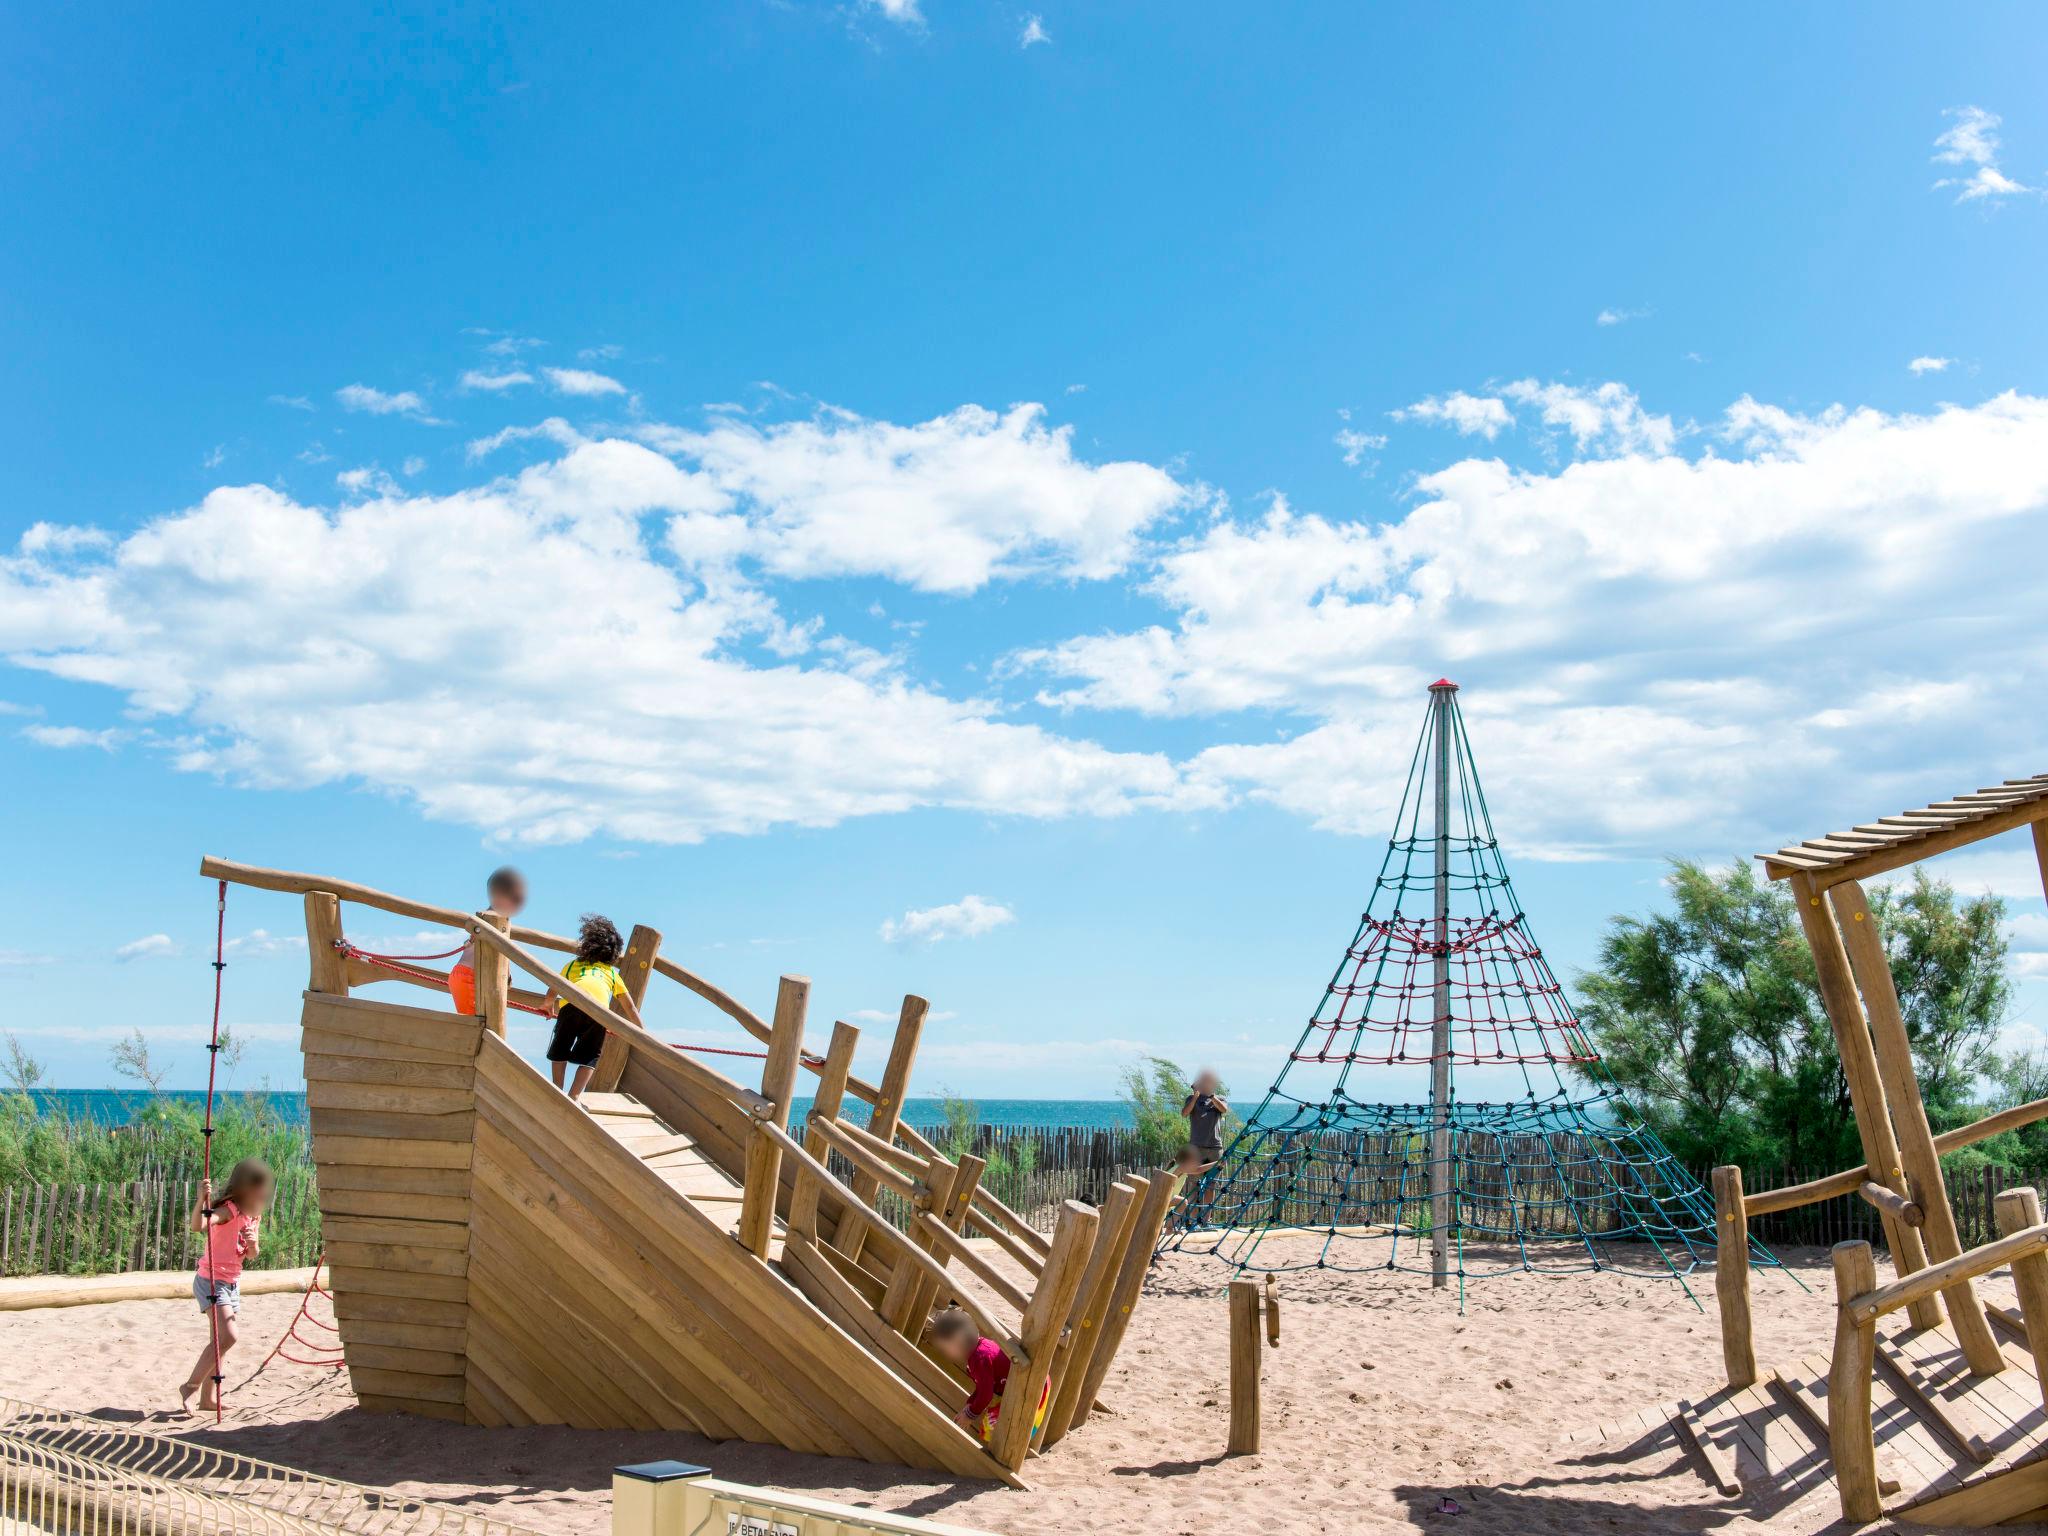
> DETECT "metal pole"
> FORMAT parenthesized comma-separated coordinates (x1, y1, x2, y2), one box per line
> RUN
(1429, 681, 1455, 1289)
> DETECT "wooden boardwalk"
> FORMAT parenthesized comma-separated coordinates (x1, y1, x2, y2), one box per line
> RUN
(1565, 1309, 2048, 1526)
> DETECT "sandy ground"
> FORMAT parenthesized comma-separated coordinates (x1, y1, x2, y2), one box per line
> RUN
(0, 1237, 1993, 1535)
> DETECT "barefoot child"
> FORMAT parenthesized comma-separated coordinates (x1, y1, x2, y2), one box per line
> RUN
(178, 1157, 274, 1413)
(928, 1305, 1046, 1445)
(549, 914, 643, 1101)
(448, 866, 527, 1014)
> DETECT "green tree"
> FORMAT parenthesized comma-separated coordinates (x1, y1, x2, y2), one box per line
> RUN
(1575, 860, 2010, 1170)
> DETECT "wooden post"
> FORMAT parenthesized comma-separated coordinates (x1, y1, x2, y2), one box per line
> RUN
(1264, 1274, 1281, 1347)
(1832, 879, 2003, 1375)
(841, 995, 928, 1265)
(1996, 1187, 2048, 1411)
(473, 911, 510, 1038)
(737, 975, 809, 1259)
(1791, 870, 1938, 1329)
(304, 892, 348, 995)
(1039, 1177, 1141, 1450)
(1069, 1171, 1182, 1432)
(1228, 1277, 1262, 1455)
(587, 924, 662, 1095)
(794, 1021, 859, 1244)
(1828, 1240, 1882, 1524)
(2034, 820, 2048, 909)
(989, 1199, 1098, 1472)
(1712, 1166, 1757, 1389)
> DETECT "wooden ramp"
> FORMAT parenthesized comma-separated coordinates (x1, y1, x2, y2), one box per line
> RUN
(1574, 1315, 2048, 1527)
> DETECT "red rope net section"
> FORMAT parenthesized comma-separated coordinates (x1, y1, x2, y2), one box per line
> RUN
(1295, 913, 1597, 1065)
(243, 1255, 347, 1382)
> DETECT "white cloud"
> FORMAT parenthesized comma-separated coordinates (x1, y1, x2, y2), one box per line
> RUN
(222, 928, 306, 957)
(21, 723, 120, 750)
(402, 456, 427, 476)
(20, 524, 110, 556)
(268, 395, 314, 412)
(336, 466, 402, 498)
(544, 367, 627, 397)
(336, 384, 439, 422)
(1019, 13, 1049, 46)
(1595, 306, 1651, 327)
(462, 369, 535, 392)
(645, 401, 1193, 593)
(203, 445, 226, 469)
(1392, 390, 1513, 439)
(0, 438, 1202, 845)
(468, 417, 588, 462)
(1025, 388, 2048, 857)
(1933, 106, 2032, 203)
(579, 345, 624, 363)
(0, 950, 58, 968)
(1334, 428, 1387, 468)
(1500, 378, 1675, 455)
(1910, 356, 1953, 375)
(114, 934, 178, 962)
(880, 895, 1016, 944)
(865, 0, 923, 24)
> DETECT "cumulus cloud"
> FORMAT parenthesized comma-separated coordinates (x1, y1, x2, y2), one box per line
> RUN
(880, 895, 1016, 944)
(865, 0, 923, 23)
(336, 384, 439, 422)
(544, 367, 628, 397)
(21, 724, 120, 750)
(1910, 356, 1953, 375)
(0, 430, 1203, 845)
(644, 401, 1193, 593)
(1025, 388, 2048, 857)
(1392, 391, 1513, 439)
(114, 934, 179, 962)
(1019, 13, 1049, 46)
(1596, 306, 1651, 327)
(1933, 106, 2031, 202)
(1334, 427, 1387, 468)
(337, 466, 402, 498)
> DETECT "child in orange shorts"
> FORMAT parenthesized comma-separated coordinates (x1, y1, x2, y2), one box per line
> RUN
(448, 866, 527, 1014)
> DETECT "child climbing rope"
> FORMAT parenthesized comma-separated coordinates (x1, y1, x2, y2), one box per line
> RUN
(548, 913, 643, 1101)
(177, 1158, 275, 1415)
(928, 1305, 1046, 1445)
(447, 866, 527, 1014)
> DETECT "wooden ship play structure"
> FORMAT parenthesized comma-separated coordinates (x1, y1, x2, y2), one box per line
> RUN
(197, 856, 1182, 1485)
(1645, 772, 2048, 1526)
(1165, 680, 1737, 1298)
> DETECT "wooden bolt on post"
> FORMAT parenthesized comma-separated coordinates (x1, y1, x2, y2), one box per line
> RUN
(1996, 1187, 2048, 1413)
(1264, 1274, 1280, 1347)
(1828, 1240, 1882, 1525)
(1711, 1166, 1756, 1390)
(1228, 1277, 1263, 1455)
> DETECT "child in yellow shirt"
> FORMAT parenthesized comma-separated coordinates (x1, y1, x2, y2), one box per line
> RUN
(549, 914, 642, 1100)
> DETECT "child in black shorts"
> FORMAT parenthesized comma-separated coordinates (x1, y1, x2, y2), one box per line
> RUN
(549, 913, 641, 1100)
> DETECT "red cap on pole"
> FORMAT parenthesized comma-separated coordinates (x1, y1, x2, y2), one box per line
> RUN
(1430, 678, 1458, 690)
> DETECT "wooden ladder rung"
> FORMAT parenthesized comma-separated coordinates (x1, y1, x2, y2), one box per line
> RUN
(1768, 1370, 1903, 1497)
(1672, 1400, 1741, 1496)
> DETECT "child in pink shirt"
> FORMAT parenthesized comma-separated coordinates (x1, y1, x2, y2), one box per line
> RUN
(929, 1305, 1045, 1445)
(178, 1157, 274, 1414)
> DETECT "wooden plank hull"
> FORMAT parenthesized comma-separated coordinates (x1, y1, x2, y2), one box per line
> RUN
(301, 990, 1010, 1483)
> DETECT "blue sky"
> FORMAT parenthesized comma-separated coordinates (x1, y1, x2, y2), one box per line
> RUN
(2, 4, 2045, 1099)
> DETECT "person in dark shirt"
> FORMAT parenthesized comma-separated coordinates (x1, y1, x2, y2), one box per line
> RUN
(1181, 1069, 1229, 1161)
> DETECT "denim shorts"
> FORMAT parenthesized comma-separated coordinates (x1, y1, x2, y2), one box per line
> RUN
(193, 1275, 241, 1316)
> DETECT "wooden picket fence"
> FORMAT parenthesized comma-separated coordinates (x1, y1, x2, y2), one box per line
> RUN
(0, 1163, 322, 1278)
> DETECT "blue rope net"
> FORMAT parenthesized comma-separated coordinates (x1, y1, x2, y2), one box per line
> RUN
(1163, 685, 1779, 1297)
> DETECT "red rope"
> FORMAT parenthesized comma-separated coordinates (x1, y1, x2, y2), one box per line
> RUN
(667, 1041, 770, 1060)
(243, 1255, 346, 1383)
(335, 941, 551, 1016)
(202, 879, 227, 1423)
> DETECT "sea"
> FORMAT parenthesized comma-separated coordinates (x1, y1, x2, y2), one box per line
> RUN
(25, 1089, 1137, 1132)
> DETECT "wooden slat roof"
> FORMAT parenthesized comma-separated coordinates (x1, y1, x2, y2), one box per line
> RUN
(1759, 775, 2048, 887)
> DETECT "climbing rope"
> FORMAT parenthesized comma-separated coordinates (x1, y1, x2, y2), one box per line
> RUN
(201, 879, 227, 1423)
(333, 939, 551, 1015)
(239, 1255, 346, 1386)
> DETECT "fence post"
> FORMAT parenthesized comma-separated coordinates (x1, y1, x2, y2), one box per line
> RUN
(1228, 1276, 1263, 1455)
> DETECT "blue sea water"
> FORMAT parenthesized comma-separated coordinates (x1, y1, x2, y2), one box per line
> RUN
(26, 1088, 1136, 1131)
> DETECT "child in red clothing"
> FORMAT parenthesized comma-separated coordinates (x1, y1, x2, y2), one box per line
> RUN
(177, 1157, 274, 1414)
(447, 866, 527, 1014)
(929, 1305, 1045, 1444)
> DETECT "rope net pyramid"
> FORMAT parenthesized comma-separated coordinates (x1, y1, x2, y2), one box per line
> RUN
(1166, 681, 1768, 1298)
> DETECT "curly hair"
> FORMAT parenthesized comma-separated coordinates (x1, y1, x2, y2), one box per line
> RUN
(575, 913, 625, 965)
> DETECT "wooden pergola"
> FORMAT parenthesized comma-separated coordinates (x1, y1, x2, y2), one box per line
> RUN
(1756, 774, 2048, 1374)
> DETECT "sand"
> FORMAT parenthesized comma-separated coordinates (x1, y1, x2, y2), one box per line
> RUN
(0, 1238, 1999, 1534)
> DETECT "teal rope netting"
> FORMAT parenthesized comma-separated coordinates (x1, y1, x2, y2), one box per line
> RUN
(1163, 684, 1780, 1303)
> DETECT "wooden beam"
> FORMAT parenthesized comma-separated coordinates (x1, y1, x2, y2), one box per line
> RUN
(305, 891, 348, 995)
(1227, 1277, 1261, 1456)
(990, 1199, 1097, 1471)
(1744, 1095, 2048, 1215)
(1852, 1220, 2048, 1324)
(794, 1022, 859, 1242)
(1711, 1166, 1756, 1389)
(1069, 1171, 1181, 1432)
(1996, 1188, 2048, 1418)
(841, 995, 928, 1265)
(1828, 1241, 1882, 1525)
(1041, 1178, 1140, 1451)
(1767, 794, 2048, 890)
(738, 975, 809, 1259)
(1792, 870, 1938, 1329)
(588, 923, 663, 1096)
(473, 910, 510, 1039)
(1832, 879, 2001, 1372)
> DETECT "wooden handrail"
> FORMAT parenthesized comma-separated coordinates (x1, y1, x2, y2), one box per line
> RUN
(1849, 1220, 2048, 1325)
(751, 1121, 1024, 1363)
(819, 1114, 931, 1177)
(464, 920, 772, 1117)
(912, 1211, 1033, 1314)
(1741, 1095, 2048, 1216)
(808, 1117, 926, 1201)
